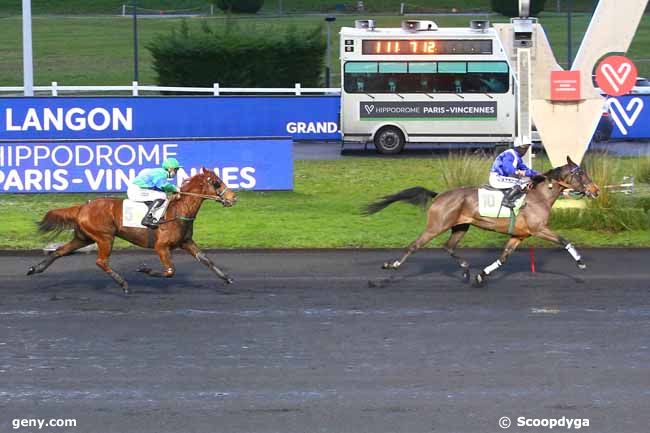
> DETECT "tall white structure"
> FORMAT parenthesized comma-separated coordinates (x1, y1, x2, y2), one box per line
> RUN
(496, 0, 649, 166)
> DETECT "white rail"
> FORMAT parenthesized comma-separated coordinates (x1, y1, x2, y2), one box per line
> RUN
(0, 82, 341, 96)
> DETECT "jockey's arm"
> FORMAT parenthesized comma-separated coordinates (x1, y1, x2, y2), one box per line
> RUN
(516, 158, 539, 177)
(161, 183, 178, 194)
(498, 151, 518, 177)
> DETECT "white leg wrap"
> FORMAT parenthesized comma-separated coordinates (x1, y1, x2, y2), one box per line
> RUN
(484, 259, 502, 275)
(565, 243, 581, 261)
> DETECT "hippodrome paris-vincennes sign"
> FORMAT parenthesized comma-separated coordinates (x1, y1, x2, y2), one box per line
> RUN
(359, 101, 497, 119)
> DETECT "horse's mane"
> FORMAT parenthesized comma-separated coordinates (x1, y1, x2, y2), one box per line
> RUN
(180, 172, 206, 191)
(530, 165, 566, 189)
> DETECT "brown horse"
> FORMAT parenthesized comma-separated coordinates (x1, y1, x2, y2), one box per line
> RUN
(365, 157, 600, 286)
(27, 167, 238, 294)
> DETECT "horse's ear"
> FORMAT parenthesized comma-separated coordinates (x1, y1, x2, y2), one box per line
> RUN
(566, 156, 577, 167)
(201, 166, 209, 174)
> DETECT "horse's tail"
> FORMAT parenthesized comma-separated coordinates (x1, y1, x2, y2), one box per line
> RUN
(38, 205, 82, 236)
(363, 186, 438, 215)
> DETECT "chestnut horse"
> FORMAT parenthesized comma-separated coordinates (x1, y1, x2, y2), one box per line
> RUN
(365, 157, 600, 286)
(27, 167, 238, 294)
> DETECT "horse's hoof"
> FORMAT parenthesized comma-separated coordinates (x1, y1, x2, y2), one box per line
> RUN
(225, 276, 234, 285)
(26, 266, 36, 276)
(462, 268, 471, 283)
(122, 283, 130, 295)
(474, 272, 486, 287)
(382, 260, 400, 270)
(577, 260, 587, 270)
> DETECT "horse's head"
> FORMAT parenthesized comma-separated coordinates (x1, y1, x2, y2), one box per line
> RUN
(554, 156, 600, 198)
(188, 167, 238, 207)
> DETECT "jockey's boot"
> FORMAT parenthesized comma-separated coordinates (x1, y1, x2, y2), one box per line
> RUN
(501, 185, 524, 209)
(141, 199, 165, 229)
(141, 213, 159, 229)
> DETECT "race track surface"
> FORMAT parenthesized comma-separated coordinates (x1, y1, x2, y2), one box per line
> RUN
(1, 249, 649, 433)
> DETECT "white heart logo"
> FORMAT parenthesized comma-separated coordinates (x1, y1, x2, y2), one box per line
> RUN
(364, 104, 375, 114)
(607, 97, 644, 135)
(601, 62, 632, 93)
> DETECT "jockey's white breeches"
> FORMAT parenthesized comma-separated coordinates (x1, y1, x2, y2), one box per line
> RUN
(127, 183, 167, 202)
(489, 172, 526, 189)
(127, 184, 169, 221)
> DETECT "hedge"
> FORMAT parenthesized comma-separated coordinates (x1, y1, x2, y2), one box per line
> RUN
(214, 0, 264, 13)
(147, 21, 326, 88)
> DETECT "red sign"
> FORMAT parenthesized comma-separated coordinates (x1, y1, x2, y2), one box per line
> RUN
(550, 70, 581, 101)
(595, 55, 638, 96)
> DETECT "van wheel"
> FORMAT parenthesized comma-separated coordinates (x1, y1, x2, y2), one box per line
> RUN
(374, 127, 405, 155)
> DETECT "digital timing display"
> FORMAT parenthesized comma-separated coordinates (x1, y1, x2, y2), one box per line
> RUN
(361, 39, 493, 55)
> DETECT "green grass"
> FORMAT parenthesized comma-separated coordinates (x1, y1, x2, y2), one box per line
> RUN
(2, 157, 650, 250)
(2, 12, 650, 87)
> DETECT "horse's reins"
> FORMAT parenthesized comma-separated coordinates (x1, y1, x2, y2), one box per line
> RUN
(157, 187, 231, 226)
(179, 187, 231, 203)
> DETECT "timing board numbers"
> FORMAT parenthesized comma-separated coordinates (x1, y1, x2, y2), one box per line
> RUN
(361, 39, 492, 55)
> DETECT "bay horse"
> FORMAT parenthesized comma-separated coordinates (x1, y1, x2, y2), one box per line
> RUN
(364, 157, 600, 286)
(27, 167, 238, 294)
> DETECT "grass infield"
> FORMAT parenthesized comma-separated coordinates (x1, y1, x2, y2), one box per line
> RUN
(1, 157, 649, 250)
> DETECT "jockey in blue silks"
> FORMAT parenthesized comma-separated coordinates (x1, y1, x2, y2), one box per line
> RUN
(489, 140, 539, 208)
(127, 158, 182, 228)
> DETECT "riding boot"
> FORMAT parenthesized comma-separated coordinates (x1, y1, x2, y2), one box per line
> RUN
(141, 199, 165, 229)
(501, 185, 523, 209)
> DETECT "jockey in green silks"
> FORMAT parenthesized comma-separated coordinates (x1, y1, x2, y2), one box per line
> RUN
(127, 158, 182, 228)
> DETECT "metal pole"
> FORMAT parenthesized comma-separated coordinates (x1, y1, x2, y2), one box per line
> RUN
(22, 0, 34, 96)
(325, 21, 331, 88)
(278, 0, 283, 15)
(324, 16, 336, 88)
(132, 0, 139, 82)
(567, 0, 573, 70)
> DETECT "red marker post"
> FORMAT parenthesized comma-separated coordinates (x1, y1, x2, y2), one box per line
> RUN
(530, 247, 536, 273)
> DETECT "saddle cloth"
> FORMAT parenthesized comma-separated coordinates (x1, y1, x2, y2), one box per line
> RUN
(122, 200, 169, 228)
(478, 188, 526, 218)
(122, 200, 150, 228)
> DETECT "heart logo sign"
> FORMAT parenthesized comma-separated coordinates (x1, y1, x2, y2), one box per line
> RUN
(596, 55, 638, 96)
(607, 97, 644, 135)
(601, 63, 632, 91)
(364, 104, 375, 114)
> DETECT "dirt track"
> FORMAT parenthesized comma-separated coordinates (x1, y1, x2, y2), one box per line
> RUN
(1, 248, 649, 433)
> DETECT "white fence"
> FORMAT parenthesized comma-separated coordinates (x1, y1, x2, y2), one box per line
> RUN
(0, 82, 341, 97)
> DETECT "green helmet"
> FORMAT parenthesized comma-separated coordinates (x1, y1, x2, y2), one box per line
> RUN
(162, 158, 182, 170)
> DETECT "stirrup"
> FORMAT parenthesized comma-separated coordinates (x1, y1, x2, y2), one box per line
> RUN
(141, 214, 159, 229)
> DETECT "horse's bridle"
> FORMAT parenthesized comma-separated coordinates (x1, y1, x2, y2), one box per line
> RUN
(178, 178, 232, 204)
(547, 167, 587, 195)
(215, 184, 231, 201)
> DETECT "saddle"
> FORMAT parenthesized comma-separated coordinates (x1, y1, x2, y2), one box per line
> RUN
(478, 186, 526, 218)
(122, 199, 169, 229)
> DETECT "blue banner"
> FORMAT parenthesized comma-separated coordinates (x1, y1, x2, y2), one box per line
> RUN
(607, 95, 650, 139)
(0, 138, 293, 193)
(0, 96, 341, 141)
